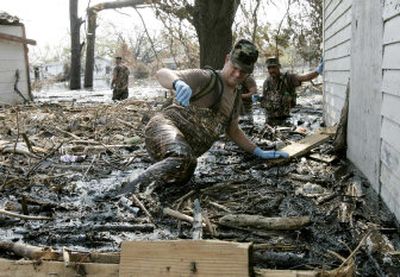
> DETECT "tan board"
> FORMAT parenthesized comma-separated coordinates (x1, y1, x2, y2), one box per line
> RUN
(0, 258, 119, 277)
(283, 127, 336, 158)
(119, 240, 251, 277)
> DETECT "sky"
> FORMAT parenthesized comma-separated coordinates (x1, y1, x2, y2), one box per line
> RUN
(1, 0, 161, 50)
(1, 0, 286, 61)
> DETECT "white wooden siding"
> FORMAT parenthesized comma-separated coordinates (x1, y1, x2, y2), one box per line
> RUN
(323, 0, 352, 126)
(380, 0, 400, 220)
(0, 25, 30, 105)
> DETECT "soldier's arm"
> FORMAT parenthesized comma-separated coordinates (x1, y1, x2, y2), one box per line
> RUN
(226, 119, 257, 153)
(241, 81, 257, 100)
(296, 70, 319, 82)
(156, 68, 180, 89)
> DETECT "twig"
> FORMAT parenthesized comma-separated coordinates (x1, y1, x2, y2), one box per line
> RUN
(0, 209, 51, 221)
(131, 194, 155, 225)
(336, 229, 373, 271)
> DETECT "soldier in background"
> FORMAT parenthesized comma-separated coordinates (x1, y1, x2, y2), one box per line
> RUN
(238, 76, 257, 123)
(111, 56, 130, 101)
(253, 57, 323, 124)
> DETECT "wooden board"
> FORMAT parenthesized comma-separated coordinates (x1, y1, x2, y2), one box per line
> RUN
(283, 127, 336, 158)
(0, 258, 119, 277)
(255, 269, 318, 277)
(119, 240, 251, 277)
(268, 127, 336, 167)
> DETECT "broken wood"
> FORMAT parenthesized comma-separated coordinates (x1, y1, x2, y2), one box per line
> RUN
(192, 199, 203, 240)
(119, 240, 252, 277)
(0, 242, 59, 260)
(0, 209, 51, 221)
(269, 127, 337, 165)
(130, 194, 155, 224)
(219, 214, 311, 231)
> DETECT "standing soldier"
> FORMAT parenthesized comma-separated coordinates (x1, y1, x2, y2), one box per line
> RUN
(255, 56, 323, 124)
(238, 76, 258, 122)
(111, 56, 130, 101)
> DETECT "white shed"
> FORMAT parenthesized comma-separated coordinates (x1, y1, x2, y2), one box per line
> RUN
(0, 12, 36, 105)
(323, 0, 400, 221)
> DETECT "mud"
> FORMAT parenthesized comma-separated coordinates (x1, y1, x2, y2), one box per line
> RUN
(0, 82, 399, 275)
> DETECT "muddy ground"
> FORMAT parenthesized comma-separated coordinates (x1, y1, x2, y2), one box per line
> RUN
(0, 84, 399, 276)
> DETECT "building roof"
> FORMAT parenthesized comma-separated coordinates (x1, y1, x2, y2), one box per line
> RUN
(0, 11, 20, 25)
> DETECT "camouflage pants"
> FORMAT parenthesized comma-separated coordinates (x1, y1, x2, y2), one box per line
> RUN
(130, 105, 226, 188)
(112, 88, 128, 101)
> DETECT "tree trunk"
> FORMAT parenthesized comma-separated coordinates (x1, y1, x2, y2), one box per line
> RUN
(192, 0, 240, 69)
(83, 0, 147, 88)
(84, 8, 96, 88)
(69, 0, 81, 90)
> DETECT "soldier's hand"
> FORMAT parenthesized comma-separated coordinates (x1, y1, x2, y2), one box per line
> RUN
(253, 147, 289, 159)
(251, 95, 262, 103)
(315, 57, 324, 75)
(173, 79, 192, 107)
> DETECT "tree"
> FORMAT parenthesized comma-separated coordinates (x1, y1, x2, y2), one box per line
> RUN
(154, 0, 240, 69)
(84, 0, 148, 88)
(69, 0, 83, 90)
(290, 0, 323, 65)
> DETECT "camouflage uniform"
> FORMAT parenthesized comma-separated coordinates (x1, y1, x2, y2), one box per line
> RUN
(118, 39, 258, 192)
(238, 76, 257, 115)
(112, 64, 130, 100)
(261, 72, 301, 119)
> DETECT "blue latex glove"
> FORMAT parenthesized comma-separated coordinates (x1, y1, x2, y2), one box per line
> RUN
(173, 80, 192, 107)
(252, 95, 262, 103)
(253, 147, 289, 159)
(315, 58, 324, 75)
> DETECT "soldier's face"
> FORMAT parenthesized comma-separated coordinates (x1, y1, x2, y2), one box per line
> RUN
(267, 65, 280, 78)
(224, 58, 249, 87)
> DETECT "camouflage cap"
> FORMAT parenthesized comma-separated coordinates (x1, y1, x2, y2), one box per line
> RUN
(230, 39, 259, 73)
(265, 56, 281, 68)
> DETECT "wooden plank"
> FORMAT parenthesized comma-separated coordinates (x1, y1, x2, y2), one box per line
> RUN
(0, 258, 119, 277)
(380, 163, 400, 220)
(119, 240, 251, 277)
(383, 15, 400, 45)
(383, 0, 400, 21)
(324, 39, 351, 61)
(282, 127, 336, 158)
(382, 69, 400, 97)
(0, 32, 36, 45)
(325, 24, 352, 51)
(325, 7, 352, 41)
(383, 43, 400, 70)
(325, 55, 351, 71)
(382, 93, 400, 125)
(381, 117, 400, 153)
(381, 140, 400, 180)
(324, 70, 350, 86)
(325, 0, 352, 28)
(255, 269, 318, 277)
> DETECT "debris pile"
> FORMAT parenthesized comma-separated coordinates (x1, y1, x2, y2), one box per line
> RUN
(0, 93, 399, 275)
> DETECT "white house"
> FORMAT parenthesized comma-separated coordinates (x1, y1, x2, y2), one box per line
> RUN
(323, 0, 400, 220)
(0, 11, 36, 105)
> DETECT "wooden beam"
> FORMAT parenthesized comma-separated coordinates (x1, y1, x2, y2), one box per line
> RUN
(120, 240, 252, 277)
(0, 258, 119, 277)
(268, 127, 337, 166)
(0, 32, 36, 45)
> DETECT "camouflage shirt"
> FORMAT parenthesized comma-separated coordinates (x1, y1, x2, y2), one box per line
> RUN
(237, 76, 257, 114)
(261, 72, 301, 118)
(112, 64, 130, 90)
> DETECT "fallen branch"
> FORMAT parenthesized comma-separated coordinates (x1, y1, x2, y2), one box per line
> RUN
(0, 209, 52, 221)
(131, 194, 155, 225)
(219, 214, 311, 231)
